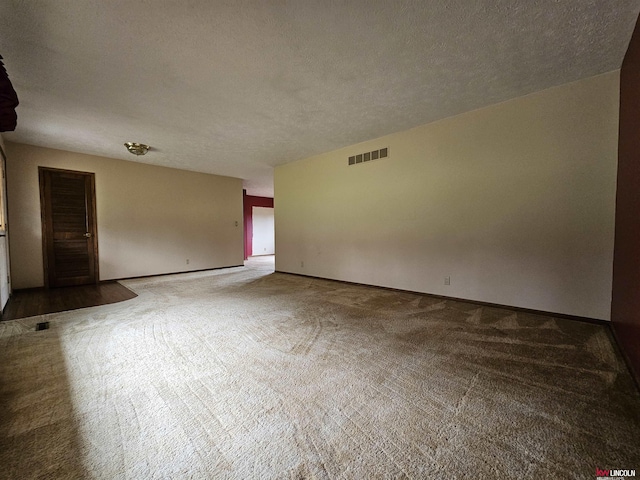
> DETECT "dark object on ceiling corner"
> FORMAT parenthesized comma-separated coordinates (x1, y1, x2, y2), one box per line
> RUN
(0, 54, 19, 132)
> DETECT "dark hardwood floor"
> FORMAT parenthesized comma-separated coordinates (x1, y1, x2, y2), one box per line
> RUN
(2, 281, 137, 321)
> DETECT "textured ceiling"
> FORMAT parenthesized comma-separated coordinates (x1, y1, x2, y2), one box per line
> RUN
(1, 1, 639, 197)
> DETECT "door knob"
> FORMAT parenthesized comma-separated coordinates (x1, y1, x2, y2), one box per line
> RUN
(83, 232, 92, 238)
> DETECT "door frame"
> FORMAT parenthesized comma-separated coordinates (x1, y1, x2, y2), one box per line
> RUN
(0, 144, 10, 312)
(39, 166, 99, 288)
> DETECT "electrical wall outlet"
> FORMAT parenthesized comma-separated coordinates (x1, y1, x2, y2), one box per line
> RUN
(186, 259, 190, 265)
(301, 261, 304, 268)
(444, 276, 450, 285)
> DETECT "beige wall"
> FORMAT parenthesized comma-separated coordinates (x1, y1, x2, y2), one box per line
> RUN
(6, 143, 244, 289)
(275, 72, 620, 320)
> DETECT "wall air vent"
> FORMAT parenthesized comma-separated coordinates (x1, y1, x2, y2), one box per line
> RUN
(348, 147, 389, 166)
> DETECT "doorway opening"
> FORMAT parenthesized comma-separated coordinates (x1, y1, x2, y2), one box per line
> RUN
(251, 206, 274, 256)
(243, 191, 274, 260)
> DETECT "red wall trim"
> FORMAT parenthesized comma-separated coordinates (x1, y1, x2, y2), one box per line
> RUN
(243, 190, 274, 260)
(611, 12, 640, 385)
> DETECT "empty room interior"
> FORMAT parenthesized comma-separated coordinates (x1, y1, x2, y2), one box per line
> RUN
(1, 1, 640, 478)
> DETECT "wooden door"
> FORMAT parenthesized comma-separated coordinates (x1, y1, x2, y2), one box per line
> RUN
(39, 167, 99, 287)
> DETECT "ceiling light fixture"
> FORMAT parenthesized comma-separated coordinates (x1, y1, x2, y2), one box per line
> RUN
(124, 142, 150, 156)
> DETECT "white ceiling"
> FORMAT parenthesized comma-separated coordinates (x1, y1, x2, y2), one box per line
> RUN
(1, 1, 639, 197)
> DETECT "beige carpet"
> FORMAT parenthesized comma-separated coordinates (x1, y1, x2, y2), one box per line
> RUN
(1, 256, 639, 479)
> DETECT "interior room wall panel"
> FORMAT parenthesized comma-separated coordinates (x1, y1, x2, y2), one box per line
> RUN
(6, 143, 244, 289)
(275, 72, 619, 320)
